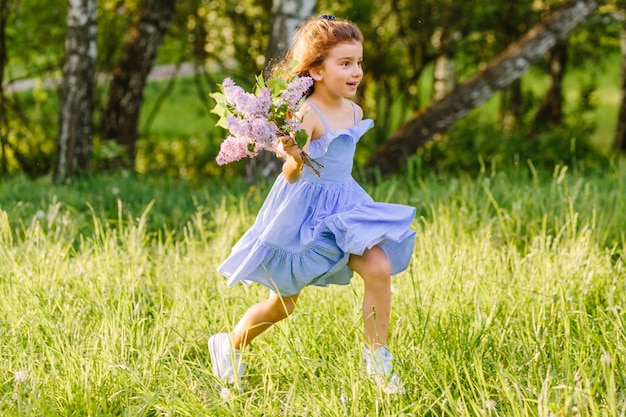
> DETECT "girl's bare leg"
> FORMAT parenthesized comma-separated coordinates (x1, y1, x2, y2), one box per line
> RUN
(348, 245, 392, 350)
(231, 291, 299, 349)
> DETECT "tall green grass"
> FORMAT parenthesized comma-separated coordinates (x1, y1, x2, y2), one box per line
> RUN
(0, 161, 624, 416)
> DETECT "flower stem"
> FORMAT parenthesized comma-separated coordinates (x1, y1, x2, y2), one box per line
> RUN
(301, 152, 324, 178)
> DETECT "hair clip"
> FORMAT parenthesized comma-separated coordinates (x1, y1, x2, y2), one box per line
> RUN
(320, 14, 337, 21)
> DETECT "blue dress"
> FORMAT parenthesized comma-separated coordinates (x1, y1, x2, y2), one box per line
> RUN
(218, 102, 416, 296)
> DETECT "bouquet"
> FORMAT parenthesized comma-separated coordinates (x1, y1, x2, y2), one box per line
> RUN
(210, 66, 323, 177)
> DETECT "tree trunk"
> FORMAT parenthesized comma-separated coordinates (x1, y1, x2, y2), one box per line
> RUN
(245, 0, 316, 183)
(613, 11, 626, 152)
(0, 0, 10, 175)
(532, 40, 568, 130)
(365, 0, 600, 177)
(265, 0, 316, 72)
(101, 0, 176, 169)
(53, 0, 97, 183)
(500, 79, 524, 131)
(432, 27, 457, 101)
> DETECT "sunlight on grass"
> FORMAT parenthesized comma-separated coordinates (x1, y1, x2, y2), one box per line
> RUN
(0, 163, 624, 415)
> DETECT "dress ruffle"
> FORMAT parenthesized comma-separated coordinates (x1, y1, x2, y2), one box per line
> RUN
(307, 119, 374, 159)
(217, 117, 416, 296)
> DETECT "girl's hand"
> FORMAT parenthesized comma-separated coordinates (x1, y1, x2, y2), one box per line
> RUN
(280, 136, 306, 183)
(280, 136, 303, 158)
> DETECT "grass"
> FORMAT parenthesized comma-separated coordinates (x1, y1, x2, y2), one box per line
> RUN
(0, 160, 624, 416)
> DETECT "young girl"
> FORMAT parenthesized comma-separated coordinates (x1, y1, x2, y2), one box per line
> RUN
(210, 15, 416, 392)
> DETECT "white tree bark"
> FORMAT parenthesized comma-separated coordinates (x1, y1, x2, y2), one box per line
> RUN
(246, 0, 316, 182)
(432, 27, 457, 101)
(265, 0, 317, 71)
(54, 0, 97, 183)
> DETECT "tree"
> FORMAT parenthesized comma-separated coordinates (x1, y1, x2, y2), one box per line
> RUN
(265, 0, 316, 70)
(0, 0, 11, 175)
(365, 0, 601, 177)
(245, 0, 316, 182)
(614, 3, 626, 151)
(101, 0, 176, 169)
(532, 40, 568, 130)
(53, 0, 97, 183)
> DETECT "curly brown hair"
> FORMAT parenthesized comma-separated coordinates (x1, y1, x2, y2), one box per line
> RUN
(273, 15, 363, 79)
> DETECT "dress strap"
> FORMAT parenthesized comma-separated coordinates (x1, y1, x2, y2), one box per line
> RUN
(305, 102, 331, 133)
(306, 101, 359, 133)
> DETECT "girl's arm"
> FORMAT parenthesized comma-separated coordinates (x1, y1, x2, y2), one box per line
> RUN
(281, 137, 305, 183)
(281, 103, 318, 183)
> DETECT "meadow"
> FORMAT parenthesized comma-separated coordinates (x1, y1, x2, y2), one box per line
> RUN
(0, 158, 624, 416)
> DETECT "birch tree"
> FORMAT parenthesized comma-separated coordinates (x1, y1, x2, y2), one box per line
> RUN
(245, 0, 315, 181)
(265, 0, 316, 71)
(53, 0, 97, 183)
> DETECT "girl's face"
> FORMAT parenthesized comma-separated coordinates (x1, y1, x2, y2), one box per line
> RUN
(314, 41, 363, 98)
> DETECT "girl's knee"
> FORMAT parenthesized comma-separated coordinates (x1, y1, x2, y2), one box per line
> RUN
(365, 262, 391, 284)
(267, 293, 298, 321)
(358, 247, 391, 278)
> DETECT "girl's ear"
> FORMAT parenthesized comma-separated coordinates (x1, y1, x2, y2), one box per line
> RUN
(310, 67, 323, 81)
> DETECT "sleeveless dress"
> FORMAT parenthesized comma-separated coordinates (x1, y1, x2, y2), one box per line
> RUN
(218, 102, 416, 296)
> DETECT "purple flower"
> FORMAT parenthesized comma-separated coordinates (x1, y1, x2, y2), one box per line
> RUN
(280, 76, 313, 112)
(249, 118, 277, 150)
(225, 116, 277, 150)
(215, 135, 256, 165)
(223, 81, 271, 119)
(212, 72, 320, 175)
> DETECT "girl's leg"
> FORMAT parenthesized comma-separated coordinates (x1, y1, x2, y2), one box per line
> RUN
(348, 245, 391, 350)
(348, 246, 404, 392)
(231, 291, 299, 349)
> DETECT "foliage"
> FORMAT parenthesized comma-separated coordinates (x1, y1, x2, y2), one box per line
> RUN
(418, 85, 607, 175)
(5, 0, 66, 80)
(1, 0, 624, 180)
(0, 163, 624, 415)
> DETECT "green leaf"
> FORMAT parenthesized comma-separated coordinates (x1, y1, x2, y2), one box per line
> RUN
(215, 115, 229, 129)
(255, 73, 266, 92)
(294, 129, 309, 149)
(209, 91, 234, 129)
(272, 103, 288, 127)
(209, 91, 226, 107)
(267, 77, 288, 96)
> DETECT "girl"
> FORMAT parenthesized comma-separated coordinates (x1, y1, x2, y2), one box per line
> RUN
(210, 15, 416, 392)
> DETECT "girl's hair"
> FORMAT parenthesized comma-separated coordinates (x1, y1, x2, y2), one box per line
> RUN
(273, 15, 363, 78)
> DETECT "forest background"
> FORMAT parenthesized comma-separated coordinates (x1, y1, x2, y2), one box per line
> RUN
(0, 0, 625, 183)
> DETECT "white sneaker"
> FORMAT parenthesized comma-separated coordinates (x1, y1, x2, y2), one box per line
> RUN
(208, 333, 244, 385)
(363, 345, 405, 394)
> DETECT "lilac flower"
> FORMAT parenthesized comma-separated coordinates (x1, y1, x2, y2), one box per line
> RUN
(215, 135, 256, 166)
(223, 80, 271, 119)
(282, 118, 303, 135)
(211, 71, 322, 176)
(280, 76, 313, 112)
(225, 117, 276, 150)
(249, 118, 277, 150)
